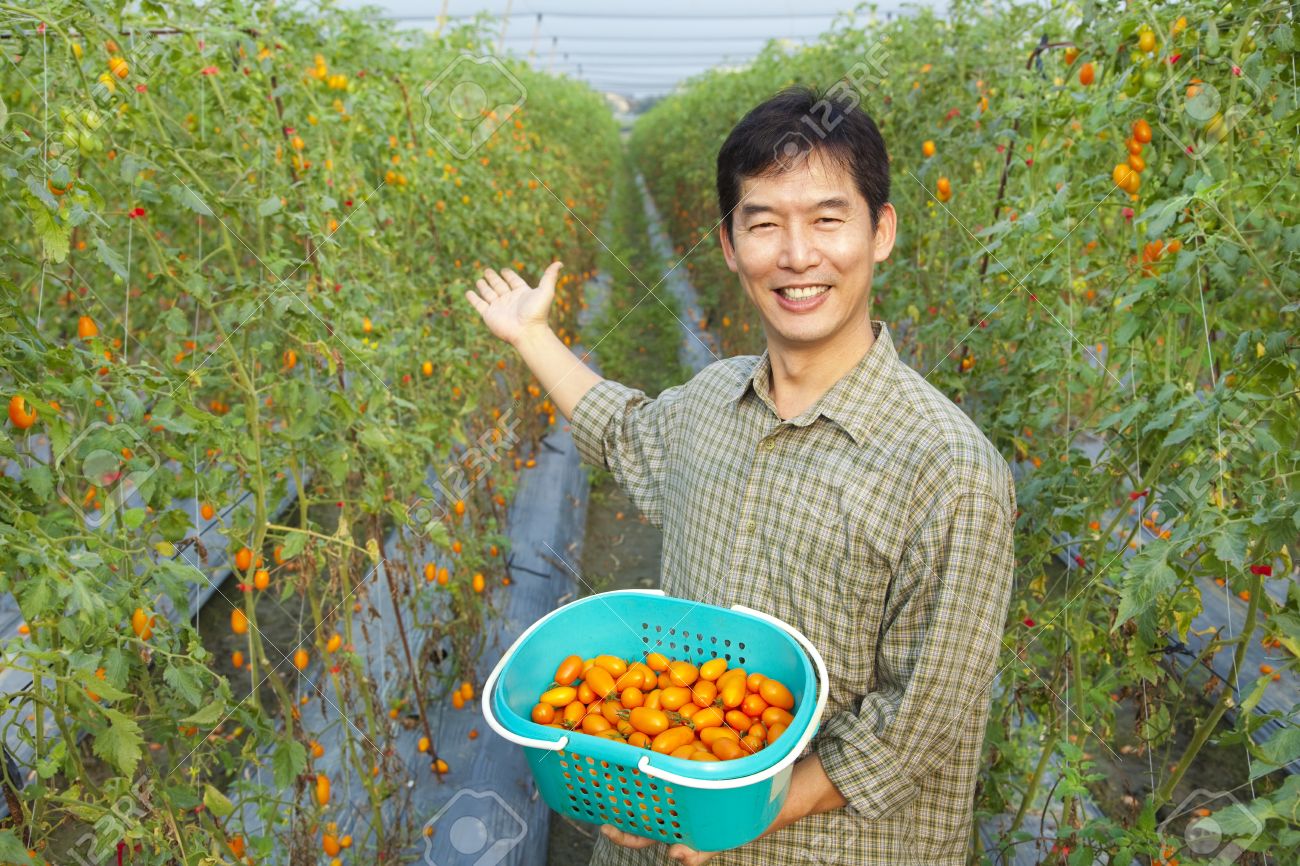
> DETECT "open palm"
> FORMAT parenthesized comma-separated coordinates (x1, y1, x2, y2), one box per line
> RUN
(465, 262, 563, 346)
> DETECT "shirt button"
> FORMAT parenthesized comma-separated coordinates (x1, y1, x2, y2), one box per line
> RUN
(763, 439, 775, 452)
(746, 520, 756, 533)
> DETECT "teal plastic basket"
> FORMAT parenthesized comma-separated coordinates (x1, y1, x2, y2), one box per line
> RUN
(482, 589, 828, 852)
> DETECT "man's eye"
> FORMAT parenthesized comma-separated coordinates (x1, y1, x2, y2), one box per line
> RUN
(817, 218, 842, 225)
(752, 222, 776, 229)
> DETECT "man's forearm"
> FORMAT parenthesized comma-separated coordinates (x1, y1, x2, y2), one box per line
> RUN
(512, 324, 603, 421)
(762, 753, 848, 838)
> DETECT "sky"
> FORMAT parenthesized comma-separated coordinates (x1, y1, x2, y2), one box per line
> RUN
(333, 0, 950, 97)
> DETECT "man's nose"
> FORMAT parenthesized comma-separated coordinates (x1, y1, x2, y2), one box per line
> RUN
(778, 223, 821, 272)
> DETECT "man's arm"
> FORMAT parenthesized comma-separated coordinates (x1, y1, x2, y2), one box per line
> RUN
(465, 263, 602, 420)
(467, 262, 681, 525)
(814, 486, 1015, 819)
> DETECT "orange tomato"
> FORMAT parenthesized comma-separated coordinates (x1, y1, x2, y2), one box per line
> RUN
(562, 701, 585, 728)
(531, 703, 555, 724)
(1127, 137, 1144, 156)
(1078, 62, 1095, 86)
(651, 726, 696, 754)
(700, 726, 740, 746)
(200, 502, 216, 521)
(1133, 119, 1153, 143)
(692, 681, 718, 708)
(326, 633, 343, 653)
(741, 693, 768, 717)
(576, 682, 595, 704)
(294, 648, 309, 670)
(1127, 153, 1146, 173)
(759, 679, 795, 710)
(615, 668, 645, 691)
(620, 687, 644, 709)
(232, 650, 244, 669)
(593, 655, 628, 677)
(8, 395, 36, 429)
(668, 661, 698, 688)
(699, 658, 728, 681)
(644, 652, 670, 672)
(628, 731, 652, 749)
(690, 751, 720, 762)
(712, 738, 746, 760)
(643, 688, 662, 710)
(740, 734, 765, 754)
(315, 773, 330, 807)
(540, 686, 577, 707)
(234, 547, 253, 572)
(767, 722, 787, 744)
(761, 707, 795, 730)
(719, 677, 748, 709)
(628, 707, 671, 736)
(581, 715, 611, 735)
(725, 709, 752, 731)
(231, 608, 248, 635)
(688, 706, 725, 730)
(659, 686, 693, 711)
(584, 666, 617, 700)
(922, 139, 936, 158)
(254, 568, 270, 591)
(77, 315, 99, 339)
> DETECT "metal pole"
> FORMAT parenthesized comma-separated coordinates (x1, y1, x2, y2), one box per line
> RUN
(528, 13, 542, 59)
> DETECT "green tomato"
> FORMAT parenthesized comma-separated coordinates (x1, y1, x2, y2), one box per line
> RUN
(62, 127, 79, 149)
(1142, 68, 1164, 90)
(78, 130, 99, 153)
(82, 109, 101, 130)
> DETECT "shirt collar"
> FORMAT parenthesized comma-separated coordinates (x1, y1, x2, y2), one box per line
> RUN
(729, 320, 897, 447)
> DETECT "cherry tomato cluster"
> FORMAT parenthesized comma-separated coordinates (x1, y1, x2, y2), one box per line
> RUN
(529, 651, 796, 762)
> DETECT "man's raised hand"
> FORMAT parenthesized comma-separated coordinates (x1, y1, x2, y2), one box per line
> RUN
(465, 261, 563, 347)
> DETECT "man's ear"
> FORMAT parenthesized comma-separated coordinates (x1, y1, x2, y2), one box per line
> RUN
(872, 203, 898, 264)
(719, 222, 739, 273)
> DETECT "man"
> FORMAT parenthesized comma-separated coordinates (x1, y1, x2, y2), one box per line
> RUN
(465, 86, 1016, 866)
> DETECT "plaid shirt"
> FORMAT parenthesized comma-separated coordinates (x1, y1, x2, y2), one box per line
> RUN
(569, 321, 1017, 866)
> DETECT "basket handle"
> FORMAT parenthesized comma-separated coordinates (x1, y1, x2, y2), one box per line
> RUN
(637, 604, 831, 789)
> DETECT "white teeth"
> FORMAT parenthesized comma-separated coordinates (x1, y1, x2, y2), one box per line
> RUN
(778, 285, 829, 300)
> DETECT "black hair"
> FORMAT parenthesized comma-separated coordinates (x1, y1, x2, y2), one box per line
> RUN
(716, 84, 890, 243)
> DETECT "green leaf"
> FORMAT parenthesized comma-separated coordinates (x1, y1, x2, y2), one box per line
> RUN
(22, 464, 53, 503)
(164, 664, 205, 708)
(93, 709, 143, 775)
(272, 739, 306, 789)
(95, 237, 128, 280)
(1252, 726, 1300, 779)
(122, 508, 147, 529)
(31, 196, 69, 262)
(258, 194, 282, 216)
(173, 183, 214, 215)
(181, 701, 225, 727)
(281, 529, 309, 559)
(203, 783, 236, 818)
(1210, 524, 1248, 568)
(0, 829, 35, 864)
(1115, 541, 1178, 630)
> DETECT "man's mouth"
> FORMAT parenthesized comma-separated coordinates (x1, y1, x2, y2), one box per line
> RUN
(774, 284, 831, 300)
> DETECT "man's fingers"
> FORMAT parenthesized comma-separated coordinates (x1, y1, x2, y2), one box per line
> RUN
(667, 844, 712, 865)
(474, 277, 500, 303)
(539, 260, 563, 294)
(500, 268, 531, 292)
(464, 290, 486, 313)
(599, 824, 656, 849)
(481, 267, 511, 296)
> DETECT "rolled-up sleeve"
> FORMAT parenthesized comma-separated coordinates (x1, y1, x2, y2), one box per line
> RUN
(569, 379, 686, 528)
(815, 488, 1015, 819)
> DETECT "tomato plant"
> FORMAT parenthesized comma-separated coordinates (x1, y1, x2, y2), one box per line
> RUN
(0, 0, 618, 862)
(632, 0, 1299, 860)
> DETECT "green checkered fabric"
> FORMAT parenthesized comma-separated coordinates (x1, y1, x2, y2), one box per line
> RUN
(569, 321, 1017, 866)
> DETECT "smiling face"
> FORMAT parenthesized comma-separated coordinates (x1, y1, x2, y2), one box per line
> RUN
(719, 151, 896, 355)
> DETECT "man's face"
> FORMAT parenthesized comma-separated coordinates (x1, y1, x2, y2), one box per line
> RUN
(719, 152, 895, 352)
